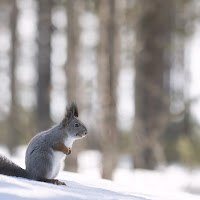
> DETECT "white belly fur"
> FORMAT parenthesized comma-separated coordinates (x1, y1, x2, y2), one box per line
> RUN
(49, 137, 76, 179)
(49, 151, 66, 179)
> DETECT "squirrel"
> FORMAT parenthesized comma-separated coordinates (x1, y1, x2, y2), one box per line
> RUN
(0, 102, 87, 186)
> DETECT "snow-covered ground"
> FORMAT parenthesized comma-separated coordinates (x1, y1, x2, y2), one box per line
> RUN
(0, 147, 200, 200)
(0, 169, 200, 200)
(0, 172, 138, 200)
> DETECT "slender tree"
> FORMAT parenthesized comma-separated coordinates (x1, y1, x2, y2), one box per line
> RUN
(98, 0, 120, 179)
(132, 0, 174, 169)
(66, 0, 80, 103)
(36, 0, 52, 132)
(162, 0, 198, 163)
(64, 0, 81, 172)
(8, 0, 19, 153)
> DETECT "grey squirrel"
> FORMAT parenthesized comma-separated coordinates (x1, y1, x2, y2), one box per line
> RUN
(0, 102, 87, 186)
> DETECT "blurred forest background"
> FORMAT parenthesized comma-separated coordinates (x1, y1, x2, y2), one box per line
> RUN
(1, 0, 200, 180)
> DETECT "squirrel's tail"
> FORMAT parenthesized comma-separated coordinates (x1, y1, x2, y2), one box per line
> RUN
(0, 155, 27, 178)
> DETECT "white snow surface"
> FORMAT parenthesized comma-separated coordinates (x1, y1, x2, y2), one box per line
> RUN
(0, 169, 200, 200)
(0, 148, 200, 200)
(0, 172, 140, 200)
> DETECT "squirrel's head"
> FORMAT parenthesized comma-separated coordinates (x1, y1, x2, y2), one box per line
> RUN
(62, 102, 87, 139)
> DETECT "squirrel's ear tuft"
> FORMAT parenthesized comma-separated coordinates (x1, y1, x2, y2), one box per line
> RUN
(68, 102, 79, 117)
(62, 102, 79, 126)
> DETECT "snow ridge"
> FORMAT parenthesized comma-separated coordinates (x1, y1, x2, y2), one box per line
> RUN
(0, 172, 142, 200)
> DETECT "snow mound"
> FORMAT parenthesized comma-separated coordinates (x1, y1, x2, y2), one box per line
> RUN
(1, 169, 200, 200)
(0, 172, 143, 200)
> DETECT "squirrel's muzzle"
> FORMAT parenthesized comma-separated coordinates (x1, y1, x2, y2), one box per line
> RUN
(82, 127, 87, 136)
(76, 129, 87, 137)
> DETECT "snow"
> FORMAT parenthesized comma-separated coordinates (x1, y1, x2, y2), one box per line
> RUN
(0, 172, 139, 200)
(0, 165, 200, 200)
(0, 168, 200, 200)
(114, 167, 200, 200)
(0, 148, 200, 200)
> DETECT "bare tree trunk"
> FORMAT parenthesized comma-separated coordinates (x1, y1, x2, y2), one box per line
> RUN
(98, 0, 120, 179)
(66, 0, 80, 103)
(64, 0, 81, 172)
(8, 0, 19, 153)
(133, 0, 174, 169)
(36, 0, 52, 132)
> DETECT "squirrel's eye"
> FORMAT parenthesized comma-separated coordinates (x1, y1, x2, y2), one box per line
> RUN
(74, 123, 79, 128)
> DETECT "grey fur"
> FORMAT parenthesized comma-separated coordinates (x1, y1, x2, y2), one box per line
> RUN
(0, 103, 87, 183)
(67, 102, 79, 117)
(0, 156, 27, 178)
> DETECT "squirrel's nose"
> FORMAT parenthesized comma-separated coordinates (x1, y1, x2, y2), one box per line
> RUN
(84, 127, 87, 135)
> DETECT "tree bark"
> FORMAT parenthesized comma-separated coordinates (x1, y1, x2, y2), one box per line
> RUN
(8, 0, 19, 153)
(98, 0, 120, 179)
(36, 0, 52, 132)
(66, 0, 80, 103)
(133, 0, 173, 169)
(64, 0, 81, 172)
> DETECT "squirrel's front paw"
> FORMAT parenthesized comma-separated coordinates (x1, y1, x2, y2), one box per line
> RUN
(66, 148, 71, 155)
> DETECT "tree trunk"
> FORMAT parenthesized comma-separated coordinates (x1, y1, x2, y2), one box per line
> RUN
(8, 0, 19, 153)
(98, 0, 120, 179)
(133, 0, 173, 169)
(36, 0, 52, 132)
(64, 0, 81, 172)
(66, 0, 80, 103)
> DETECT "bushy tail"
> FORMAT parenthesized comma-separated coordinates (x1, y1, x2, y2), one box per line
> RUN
(0, 155, 27, 178)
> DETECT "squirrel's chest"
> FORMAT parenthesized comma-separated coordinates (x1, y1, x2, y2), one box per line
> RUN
(49, 151, 66, 179)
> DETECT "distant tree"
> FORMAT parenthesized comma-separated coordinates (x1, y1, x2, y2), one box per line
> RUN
(36, 0, 52, 132)
(65, 0, 80, 104)
(64, 0, 81, 172)
(8, 0, 19, 153)
(163, 0, 198, 163)
(132, 0, 174, 169)
(98, 0, 120, 179)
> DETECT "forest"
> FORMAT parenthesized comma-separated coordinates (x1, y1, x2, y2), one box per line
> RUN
(0, 0, 200, 181)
